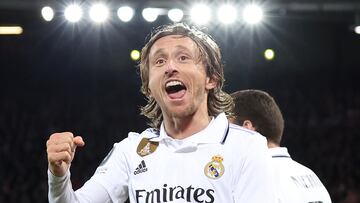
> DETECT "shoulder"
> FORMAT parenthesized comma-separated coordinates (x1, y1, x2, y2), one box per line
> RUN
(272, 153, 321, 180)
(222, 123, 269, 164)
(290, 159, 319, 176)
(97, 128, 159, 167)
(114, 128, 160, 151)
(229, 123, 259, 135)
(226, 123, 267, 146)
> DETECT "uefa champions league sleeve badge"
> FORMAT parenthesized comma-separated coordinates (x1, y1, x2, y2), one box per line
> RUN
(137, 138, 159, 157)
(204, 155, 225, 179)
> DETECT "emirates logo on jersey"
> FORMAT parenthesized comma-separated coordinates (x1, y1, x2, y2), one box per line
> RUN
(204, 155, 225, 179)
(135, 184, 215, 203)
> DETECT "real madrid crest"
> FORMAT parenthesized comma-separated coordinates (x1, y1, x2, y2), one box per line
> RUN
(204, 155, 225, 179)
(137, 138, 159, 157)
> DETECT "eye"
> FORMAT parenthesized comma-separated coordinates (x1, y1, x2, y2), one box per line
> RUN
(155, 58, 165, 65)
(179, 55, 189, 61)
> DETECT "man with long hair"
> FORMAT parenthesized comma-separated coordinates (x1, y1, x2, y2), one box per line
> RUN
(46, 23, 276, 202)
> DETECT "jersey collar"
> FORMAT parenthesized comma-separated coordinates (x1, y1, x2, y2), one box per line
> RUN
(268, 147, 291, 158)
(148, 113, 229, 144)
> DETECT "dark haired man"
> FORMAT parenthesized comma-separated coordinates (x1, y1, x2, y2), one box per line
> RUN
(231, 89, 332, 203)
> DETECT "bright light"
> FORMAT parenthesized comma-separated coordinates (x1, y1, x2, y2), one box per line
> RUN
(243, 4, 263, 24)
(168, 8, 184, 22)
(218, 4, 237, 24)
(64, 5, 82, 22)
(264, 49, 275, 60)
(41, 6, 54, 22)
(355, 25, 360, 34)
(142, 8, 159, 22)
(117, 6, 134, 22)
(0, 26, 23, 35)
(190, 4, 211, 25)
(130, 50, 141, 61)
(89, 4, 109, 23)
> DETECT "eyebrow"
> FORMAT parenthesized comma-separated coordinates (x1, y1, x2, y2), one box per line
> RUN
(151, 45, 192, 59)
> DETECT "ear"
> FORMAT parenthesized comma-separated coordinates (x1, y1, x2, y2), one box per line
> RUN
(242, 120, 256, 131)
(205, 76, 217, 90)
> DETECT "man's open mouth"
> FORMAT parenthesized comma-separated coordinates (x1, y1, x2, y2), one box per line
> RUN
(165, 80, 187, 99)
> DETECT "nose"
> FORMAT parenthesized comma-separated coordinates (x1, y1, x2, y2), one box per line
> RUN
(164, 60, 178, 76)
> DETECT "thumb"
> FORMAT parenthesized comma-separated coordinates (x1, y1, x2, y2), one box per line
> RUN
(73, 136, 85, 147)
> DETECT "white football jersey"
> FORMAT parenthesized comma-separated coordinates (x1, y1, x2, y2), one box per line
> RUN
(48, 113, 277, 203)
(269, 147, 332, 203)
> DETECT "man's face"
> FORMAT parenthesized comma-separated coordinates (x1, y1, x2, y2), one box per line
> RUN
(147, 35, 216, 119)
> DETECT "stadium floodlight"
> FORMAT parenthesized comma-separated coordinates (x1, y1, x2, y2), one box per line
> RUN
(243, 4, 263, 24)
(130, 50, 141, 61)
(89, 3, 109, 23)
(0, 26, 23, 35)
(117, 6, 134, 22)
(41, 6, 54, 22)
(190, 4, 211, 25)
(355, 26, 360, 35)
(264, 49, 275, 60)
(64, 4, 82, 22)
(142, 8, 159, 22)
(217, 4, 237, 24)
(355, 14, 360, 34)
(168, 8, 184, 22)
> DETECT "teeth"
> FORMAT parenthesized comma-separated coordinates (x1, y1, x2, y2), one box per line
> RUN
(166, 80, 183, 88)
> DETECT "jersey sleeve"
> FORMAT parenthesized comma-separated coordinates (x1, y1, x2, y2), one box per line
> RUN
(232, 135, 278, 203)
(48, 138, 131, 203)
(48, 169, 112, 203)
(89, 139, 131, 201)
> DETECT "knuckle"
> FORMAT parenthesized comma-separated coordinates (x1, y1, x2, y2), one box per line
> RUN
(63, 151, 70, 160)
(47, 145, 54, 153)
(50, 132, 73, 140)
(65, 143, 72, 151)
(64, 132, 74, 138)
(66, 153, 72, 162)
(50, 133, 60, 139)
(48, 154, 55, 162)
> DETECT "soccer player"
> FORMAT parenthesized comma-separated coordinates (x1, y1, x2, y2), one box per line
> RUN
(46, 23, 277, 203)
(230, 89, 332, 203)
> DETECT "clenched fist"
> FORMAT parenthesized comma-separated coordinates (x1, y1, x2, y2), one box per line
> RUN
(46, 132, 85, 177)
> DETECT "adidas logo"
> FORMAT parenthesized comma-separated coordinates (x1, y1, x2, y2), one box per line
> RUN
(134, 160, 148, 175)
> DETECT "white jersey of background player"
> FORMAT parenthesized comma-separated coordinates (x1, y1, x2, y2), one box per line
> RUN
(46, 23, 277, 203)
(231, 89, 332, 203)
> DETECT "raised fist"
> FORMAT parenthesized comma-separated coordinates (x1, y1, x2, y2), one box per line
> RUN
(46, 132, 85, 177)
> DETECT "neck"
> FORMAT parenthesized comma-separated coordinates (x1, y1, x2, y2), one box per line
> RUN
(163, 112, 211, 140)
(267, 142, 279, 148)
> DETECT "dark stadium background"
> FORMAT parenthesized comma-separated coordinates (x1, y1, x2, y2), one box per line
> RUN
(1, 0, 359, 202)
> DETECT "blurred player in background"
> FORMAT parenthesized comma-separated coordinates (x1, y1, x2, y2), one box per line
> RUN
(46, 23, 277, 203)
(231, 89, 332, 203)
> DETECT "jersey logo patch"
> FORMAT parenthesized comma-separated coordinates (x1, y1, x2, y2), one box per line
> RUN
(204, 155, 225, 179)
(134, 160, 148, 175)
(137, 138, 159, 157)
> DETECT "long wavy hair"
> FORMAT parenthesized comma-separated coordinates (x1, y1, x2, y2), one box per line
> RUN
(139, 23, 233, 129)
